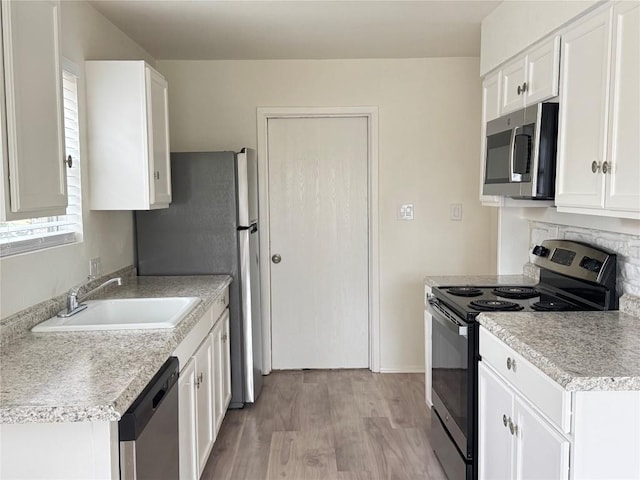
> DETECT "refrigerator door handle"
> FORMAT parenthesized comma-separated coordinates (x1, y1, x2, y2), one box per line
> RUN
(238, 229, 255, 402)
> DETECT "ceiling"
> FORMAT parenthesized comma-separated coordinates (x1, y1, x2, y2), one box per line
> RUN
(89, 1, 501, 60)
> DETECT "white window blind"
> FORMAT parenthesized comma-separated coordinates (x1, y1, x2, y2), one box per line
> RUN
(0, 68, 83, 257)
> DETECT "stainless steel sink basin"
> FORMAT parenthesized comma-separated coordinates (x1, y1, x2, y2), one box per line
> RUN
(32, 297, 201, 332)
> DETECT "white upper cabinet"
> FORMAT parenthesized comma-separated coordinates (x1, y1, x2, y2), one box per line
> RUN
(500, 35, 561, 115)
(605, 1, 640, 213)
(556, 3, 639, 218)
(86, 61, 171, 210)
(1, 0, 67, 221)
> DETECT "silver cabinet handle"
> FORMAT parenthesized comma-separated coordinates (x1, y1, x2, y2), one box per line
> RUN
(503, 414, 508, 427)
(272, 254, 282, 264)
(154, 171, 160, 180)
(592, 161, 602, 173)
(64, 155, 73, 168)
(602, 161, 610, 174)
(507, 357, 512, 370)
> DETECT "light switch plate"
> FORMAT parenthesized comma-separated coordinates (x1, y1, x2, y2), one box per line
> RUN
(398, 204, 414, 221)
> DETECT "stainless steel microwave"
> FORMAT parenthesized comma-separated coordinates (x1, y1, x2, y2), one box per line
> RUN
(483, 103, 559, 199)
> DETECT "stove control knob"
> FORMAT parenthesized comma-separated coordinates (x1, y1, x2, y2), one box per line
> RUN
(532, 245, 550, 257)
(580, 256, 603, 273)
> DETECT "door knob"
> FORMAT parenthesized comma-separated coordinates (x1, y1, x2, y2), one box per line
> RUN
(272, 254, 282, 264)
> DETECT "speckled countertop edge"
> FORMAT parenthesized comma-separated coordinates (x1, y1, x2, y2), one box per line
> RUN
(424, 271, 538, 289)
(478, 308, 640, 392)
(0, 274, 231, 424)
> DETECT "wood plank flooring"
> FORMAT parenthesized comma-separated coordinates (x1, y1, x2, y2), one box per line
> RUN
(202, 370, 447, 480)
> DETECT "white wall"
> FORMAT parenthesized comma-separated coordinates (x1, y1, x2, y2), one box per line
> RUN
(157, 58, 497, 372)
(0, 1, 152, 318)
(480, 0, 599, 75)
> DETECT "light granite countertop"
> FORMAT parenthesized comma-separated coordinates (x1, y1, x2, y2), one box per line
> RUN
(0, 275, 231, 424)
(478, 310, 640, 392)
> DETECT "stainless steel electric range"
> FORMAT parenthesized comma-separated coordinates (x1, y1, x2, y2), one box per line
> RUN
(426, 239, 618, 480)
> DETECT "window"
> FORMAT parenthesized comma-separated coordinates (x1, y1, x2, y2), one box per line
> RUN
(0, 64, 83, 257)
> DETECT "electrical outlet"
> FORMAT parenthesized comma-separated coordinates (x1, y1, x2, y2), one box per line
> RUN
(89, 257, 101, 278)
(450, 204, 463, 221)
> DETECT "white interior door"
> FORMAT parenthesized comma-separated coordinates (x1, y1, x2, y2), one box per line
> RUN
(268, 116, 369, 369)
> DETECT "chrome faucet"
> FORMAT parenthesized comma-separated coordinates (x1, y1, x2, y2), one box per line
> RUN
(58, 277, 122, 318)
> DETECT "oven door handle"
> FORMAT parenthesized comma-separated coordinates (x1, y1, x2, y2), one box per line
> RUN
(427, 298, 468, 337)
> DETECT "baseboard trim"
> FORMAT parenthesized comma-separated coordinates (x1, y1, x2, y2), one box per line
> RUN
(379, 367, 425, 374)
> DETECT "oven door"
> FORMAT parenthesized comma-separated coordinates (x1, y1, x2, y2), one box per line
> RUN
(428, 298, 475, 460)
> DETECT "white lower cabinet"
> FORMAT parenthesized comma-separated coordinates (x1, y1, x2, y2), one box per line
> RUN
(178, 358, 198, 480)
(212, 310, 231, 433)
(175, 288, 231, 480)
(478, 362, 569, 480)
(480, 326, 640, 480)
(194, 333, 215, 474)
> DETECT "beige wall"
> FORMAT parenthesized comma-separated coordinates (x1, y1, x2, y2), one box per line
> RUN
(0, 1, 152, 317)
(157, 58, 497, 371)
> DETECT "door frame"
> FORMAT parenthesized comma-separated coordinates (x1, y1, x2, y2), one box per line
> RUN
(257, 106, 380, 374)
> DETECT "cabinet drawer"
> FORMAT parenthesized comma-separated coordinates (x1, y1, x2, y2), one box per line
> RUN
(211, 287, 229, 324)
(480, 327, 571, 433)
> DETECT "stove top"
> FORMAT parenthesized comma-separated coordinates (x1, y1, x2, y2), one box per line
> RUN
(432, 284, 593, 322)
(430, 239, 619, 323)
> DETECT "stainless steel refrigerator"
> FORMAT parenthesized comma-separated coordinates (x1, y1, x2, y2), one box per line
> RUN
(135, 148, 263, 407)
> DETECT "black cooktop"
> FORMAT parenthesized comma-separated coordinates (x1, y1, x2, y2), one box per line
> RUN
(432, 284, 592, 322)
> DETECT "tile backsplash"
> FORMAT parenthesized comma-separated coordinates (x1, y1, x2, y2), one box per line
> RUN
(530, 221, 640, 297)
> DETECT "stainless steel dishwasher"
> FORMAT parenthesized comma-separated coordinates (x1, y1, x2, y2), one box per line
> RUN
(119, 357, 180, 479)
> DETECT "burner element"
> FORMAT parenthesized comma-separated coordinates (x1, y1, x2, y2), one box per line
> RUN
(493, 287, 539, 300)
(469, 300, 524, 312)
(446, 287, 482, 297)
(531, 300, 574, 312)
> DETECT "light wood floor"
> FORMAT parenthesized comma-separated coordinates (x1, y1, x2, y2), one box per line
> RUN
(202, 369, 447, 479)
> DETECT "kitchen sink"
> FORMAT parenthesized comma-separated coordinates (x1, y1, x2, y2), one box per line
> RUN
(32, 297, 201, 332)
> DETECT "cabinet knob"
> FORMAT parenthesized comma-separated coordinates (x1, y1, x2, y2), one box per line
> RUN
(503, 414, 508, 427)
(592, 161, 602, 173)
(507, 357, 512, 370)
(154, 171, 160, 180)
(516, 82, 528, 95)
(507, 357, 517, 372)
(64, 155, 73, 168)
(222, 333, 228, 342)
(508, 418, 518, 436)
(602, 161, 610, 174)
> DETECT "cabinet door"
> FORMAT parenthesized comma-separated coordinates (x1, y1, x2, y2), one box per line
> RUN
(178, 358, 198, 480)
(478, 362, 515, 480)
(212, 319, 223, 433)
(500, 58, 526, 114)
(514, 397, 570, 480)
(1, 0, 67, 219)
(194, 335, 215, 475)
(145, 66, 171, 207)
(555, 8, 611, 209)
(221, 312, 231, 412)
(605, 2, 640, 213)
(525, 35, 561, 105)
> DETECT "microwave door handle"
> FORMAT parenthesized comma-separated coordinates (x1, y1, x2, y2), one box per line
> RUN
(509, 127, 519, 182)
